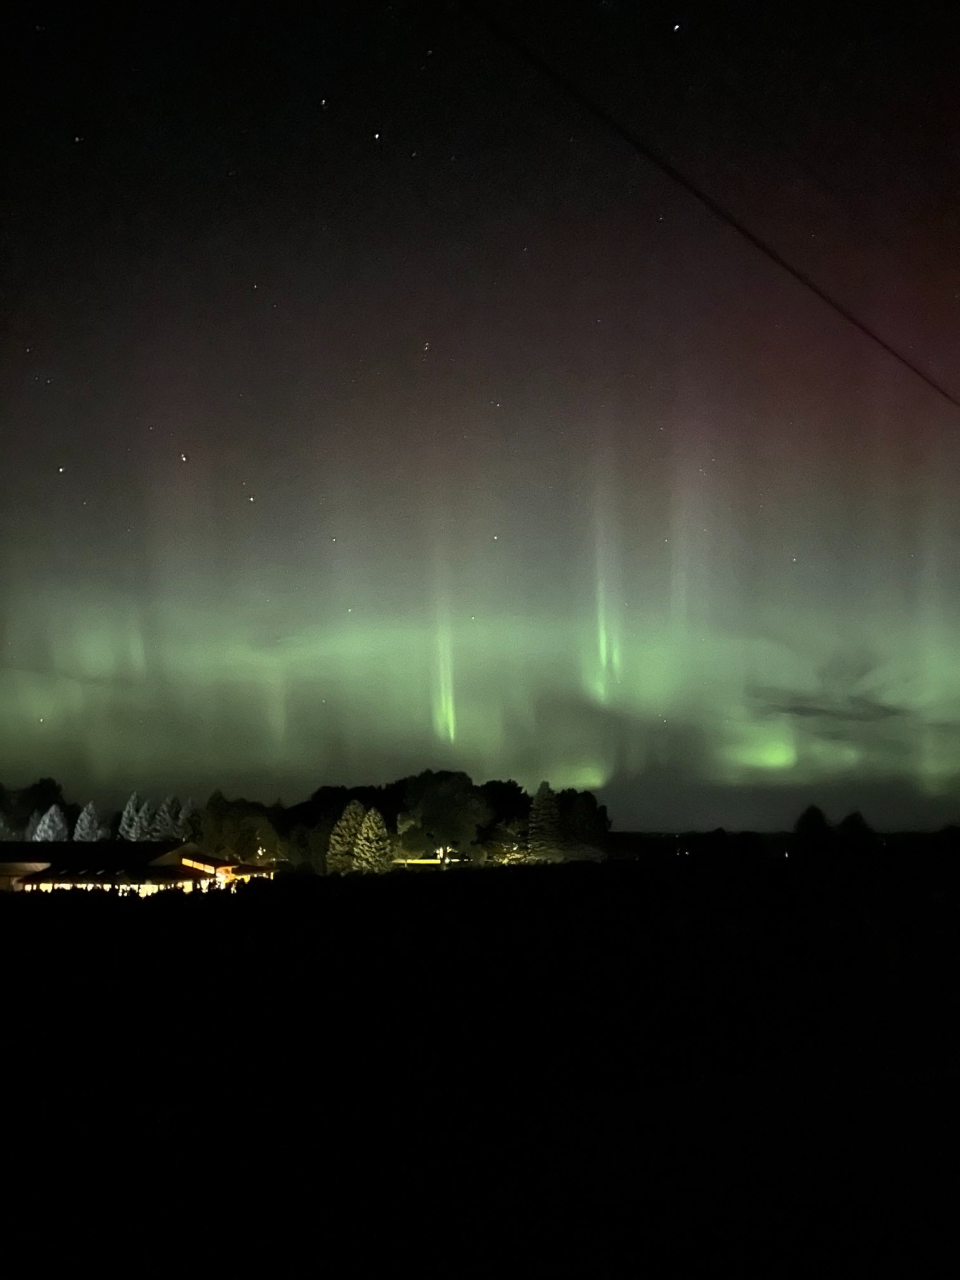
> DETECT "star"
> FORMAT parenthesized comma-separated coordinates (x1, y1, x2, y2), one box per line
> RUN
(179, 452, 188, 462)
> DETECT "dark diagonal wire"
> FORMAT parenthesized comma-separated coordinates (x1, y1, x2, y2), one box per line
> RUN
(469, 7, 960, 415)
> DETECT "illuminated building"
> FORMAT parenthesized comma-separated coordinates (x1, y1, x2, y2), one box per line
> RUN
(14, 841, 274, 896)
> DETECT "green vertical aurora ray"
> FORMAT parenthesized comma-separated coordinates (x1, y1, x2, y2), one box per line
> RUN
(433, 610, 456, 744)
(586, 429, 624, 706)
(3, 166, 960, 830)
(428, 477, 457, 747)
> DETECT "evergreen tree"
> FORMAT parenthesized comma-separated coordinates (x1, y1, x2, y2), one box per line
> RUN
(137, 800, 156, 841)
(33, 804, 69, 842)
(118, 792, 143, 841)
(24, 810, 42, 842)
(794, 804, 831, 842)
(326, 799, 366, 874)
(353, 807, 393, 874)
(528, 781, 562, 860)
(176, 798, 199, 842)
(0, 812, 18, 841)
(74, 801, 109, 842)
(151, 795, 181, 841)
(837, 810, 875, 851)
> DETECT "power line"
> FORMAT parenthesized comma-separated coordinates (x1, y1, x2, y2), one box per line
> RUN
(470, 7, 960, 415)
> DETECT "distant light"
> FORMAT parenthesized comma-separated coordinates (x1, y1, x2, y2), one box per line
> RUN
(673, 24, 680, 32)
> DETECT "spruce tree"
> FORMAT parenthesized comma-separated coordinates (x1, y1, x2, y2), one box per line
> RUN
(151, 795, 181, 841)
(118, 792, 143, 841)
(528, 781, 562, 860)
(24, 810, 42, 842)
(353, 807, 393, 874)
(326, 799, 366, 874)
(74, 801, 109, 842)
(176, 798, 199, 842)
(0, 813, 17, 841)
(33, 804, 69, 842)
(136, 800, 156, 841)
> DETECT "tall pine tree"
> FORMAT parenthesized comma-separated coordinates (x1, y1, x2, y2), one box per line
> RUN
(137, 800, 156, 841)
(24, 810, 42, 841)
(118, 792, 143, 841)
(326, 799, 366, 874)
(353, 807, 393, 874)
(176, 798, 199, 842)
(74, 801, 109, 842)
(151, 795, 181, 841)
(528, 781, 562, 860)
(33, 804, 69, 842)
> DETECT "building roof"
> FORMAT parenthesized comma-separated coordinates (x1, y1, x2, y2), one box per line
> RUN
(20, 865, 210, 886)
(1, 841, 179, 870)
(149, 843, 235, 869)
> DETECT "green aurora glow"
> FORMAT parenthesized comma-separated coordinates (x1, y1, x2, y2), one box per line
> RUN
(4, 7, 960, 830)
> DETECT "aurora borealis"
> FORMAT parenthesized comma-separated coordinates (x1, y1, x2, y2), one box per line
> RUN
(3, 4, 960, 829)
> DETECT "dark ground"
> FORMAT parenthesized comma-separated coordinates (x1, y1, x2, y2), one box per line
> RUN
(3, 848, 955, 1271)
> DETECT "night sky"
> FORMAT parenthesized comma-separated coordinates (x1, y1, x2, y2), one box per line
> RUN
(4, 2, 960, 830)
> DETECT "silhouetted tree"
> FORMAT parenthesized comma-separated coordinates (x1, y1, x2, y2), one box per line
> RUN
(327, 800, 366, 874)
(556, 789, 610, 848)
(74, 802, 109, 842)
(836, 810, 876, 851)
(0, 812, 18, 841)
(353, 807, 393, 873)
(33, 804, 69, 842)
(479, 779, 530, 830)
(24, 810, 42, 841)
(13, 779, 65, 830)
(528, 781, 562, 859)
(794, 805, 831, 842)
(401, 771, 493, 855)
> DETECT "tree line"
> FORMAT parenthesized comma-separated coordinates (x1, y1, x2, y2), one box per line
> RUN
(0, 771, 612, 871)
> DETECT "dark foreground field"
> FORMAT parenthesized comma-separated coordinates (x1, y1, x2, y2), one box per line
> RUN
(3, 850, 955, 1270)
